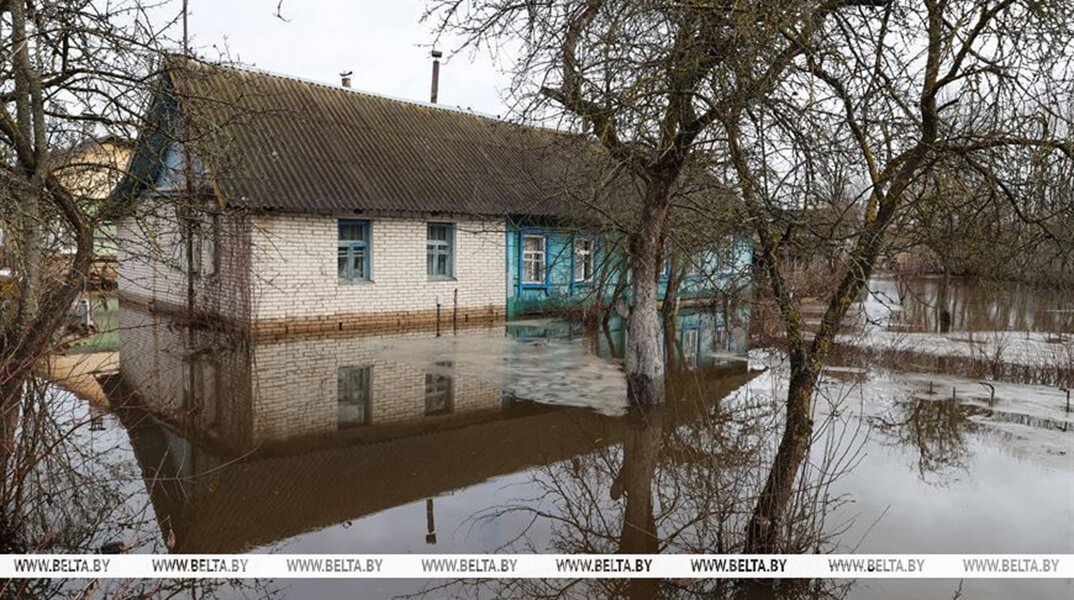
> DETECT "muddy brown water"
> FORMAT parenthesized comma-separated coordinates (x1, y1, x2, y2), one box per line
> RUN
(36, 278, 1074, 599)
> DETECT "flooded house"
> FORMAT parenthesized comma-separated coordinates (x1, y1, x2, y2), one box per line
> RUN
(113, 57, 751, 336)
(98, 58, 759, 565)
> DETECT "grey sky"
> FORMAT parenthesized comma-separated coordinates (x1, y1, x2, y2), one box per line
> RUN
(185, 0, 509, 116)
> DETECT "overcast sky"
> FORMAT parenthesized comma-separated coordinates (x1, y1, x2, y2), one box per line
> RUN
(184, 0, 510, 117)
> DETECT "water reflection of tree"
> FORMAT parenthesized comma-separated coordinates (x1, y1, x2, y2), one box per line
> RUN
(888, 275, 1074, 335)
(870, 397, 977, 482)
(0, 381, 278, 600)
(412, 373, 862, 600)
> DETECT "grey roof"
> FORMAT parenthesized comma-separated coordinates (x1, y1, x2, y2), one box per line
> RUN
(154, 57, 616, 218)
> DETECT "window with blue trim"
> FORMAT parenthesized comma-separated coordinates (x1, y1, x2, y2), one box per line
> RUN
(573, 238, 595, 282)
(427, 222, 454, 279)
(522, 234, 546, 284)
(338, 219, 371, 281)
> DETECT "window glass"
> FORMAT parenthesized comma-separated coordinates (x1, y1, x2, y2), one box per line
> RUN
(338, 220, 371, 280)
(574, 238, 594, 282)
(522, 235, 546, 284)
(339, 221, 367, 242)
(427, 223, 454, 278)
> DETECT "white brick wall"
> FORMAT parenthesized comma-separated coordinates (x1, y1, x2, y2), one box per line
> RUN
(116, 199, 252, 321)
(250, 214, 506, 321)
(119, 206, 507, 323)
(116, 203, 188, 310)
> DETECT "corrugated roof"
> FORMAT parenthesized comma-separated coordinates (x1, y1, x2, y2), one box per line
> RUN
(164, 57, 616, 218)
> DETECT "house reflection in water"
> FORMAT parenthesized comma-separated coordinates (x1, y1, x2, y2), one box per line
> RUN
(108, 304, 751, 554)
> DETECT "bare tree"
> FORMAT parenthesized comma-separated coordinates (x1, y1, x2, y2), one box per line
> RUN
(892, 153, 1074, 286)
(724, 0, 1073, 552)
(429, 0, 1074, 555)
(427, 0, 886, 404)
(0, 0, 179, 547)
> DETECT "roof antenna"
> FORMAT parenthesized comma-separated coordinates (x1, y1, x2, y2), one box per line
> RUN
(430, 49, 442, 104)
(340, 70, 353, 88)
(182, 0, 189, 55)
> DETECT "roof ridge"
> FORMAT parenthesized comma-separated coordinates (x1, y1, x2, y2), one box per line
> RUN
(171, 54, 574, 138)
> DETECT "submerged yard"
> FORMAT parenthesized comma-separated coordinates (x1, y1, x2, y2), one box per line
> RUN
(23, 276, 1074, 600)
(1, 2, 1071, 599)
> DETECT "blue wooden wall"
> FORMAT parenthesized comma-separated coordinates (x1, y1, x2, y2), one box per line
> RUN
(505, 221, 754, 319)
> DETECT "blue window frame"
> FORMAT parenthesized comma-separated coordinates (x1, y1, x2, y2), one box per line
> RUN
(427, 222, 455, 279)
(338, 219, 371, 281)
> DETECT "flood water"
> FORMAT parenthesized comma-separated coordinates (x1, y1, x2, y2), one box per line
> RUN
(864, 275, 1074, 334)
(29, 277, 1074, 599)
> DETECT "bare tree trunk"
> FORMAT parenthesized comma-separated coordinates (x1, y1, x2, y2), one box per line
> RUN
(11, 0, 43, 331)
(625, 178, 674, 405)
(664, 313, 681, 373)
(16, 191, 41, 330)
(626, 269, 664, 405)
(661, 252, 683, 371)
(661, 251, 682, 324)
(3, 0, 44, 521)
(938, 265, 951, 333)
(744, 364, 817, 553)
(602, 320, 621, 360)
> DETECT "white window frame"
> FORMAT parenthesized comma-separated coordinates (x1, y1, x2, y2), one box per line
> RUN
(683, 328, 700, 366)
(522, 234, 546, 285)
(573, 237, 595, 283)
